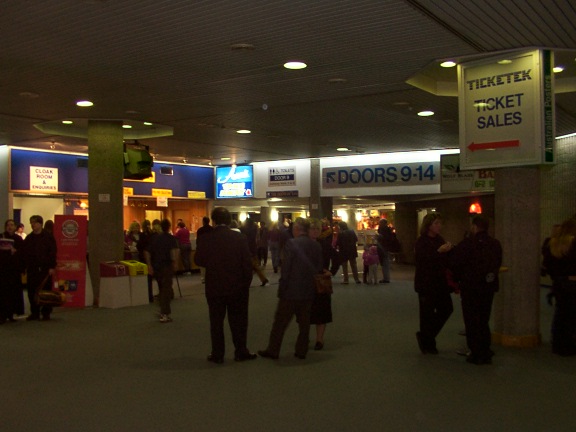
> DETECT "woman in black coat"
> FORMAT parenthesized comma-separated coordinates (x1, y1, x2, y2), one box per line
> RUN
(0, 219, 25, 322)
(414, 213, 454, 354)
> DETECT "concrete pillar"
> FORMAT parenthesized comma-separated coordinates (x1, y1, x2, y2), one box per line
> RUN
(87, 120, 125, 305)
(260, 206, 270, 223)
(492, 166, 541, 347)
(309, 159, 321, 219)
(309, 159, 333, 220)
(0, 146, 10, 220)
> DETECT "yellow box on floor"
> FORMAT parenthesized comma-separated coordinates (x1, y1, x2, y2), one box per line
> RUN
(120, 260, 149, 306)
(120, 260, 148, 276)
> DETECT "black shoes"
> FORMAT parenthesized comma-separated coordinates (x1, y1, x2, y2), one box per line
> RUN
(379, 280, 390, 283)
(207, 354, 224, 364)
(257, 350, 279, 360)
(234, 352, 258, 362)
(416, 331, 438, 355)
(294, 353, 306, 360)
(261, 279, 269, 287)
(314, 342, 324, 351)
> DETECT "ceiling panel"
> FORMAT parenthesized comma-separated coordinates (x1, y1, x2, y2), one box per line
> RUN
(0, 0, 574, 167)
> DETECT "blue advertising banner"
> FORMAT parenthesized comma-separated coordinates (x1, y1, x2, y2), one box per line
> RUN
(10, 148, 214, 198)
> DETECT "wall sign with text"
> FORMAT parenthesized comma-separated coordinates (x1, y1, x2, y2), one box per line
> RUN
(322, 162, 439, 189)
(458, 49, 555, 169)
(215, 165, 254, 199)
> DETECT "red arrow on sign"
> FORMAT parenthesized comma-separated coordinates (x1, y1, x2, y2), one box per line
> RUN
(468, 140, 520, 152)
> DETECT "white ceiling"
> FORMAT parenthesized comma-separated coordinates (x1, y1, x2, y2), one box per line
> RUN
(1, 0, 575, 171)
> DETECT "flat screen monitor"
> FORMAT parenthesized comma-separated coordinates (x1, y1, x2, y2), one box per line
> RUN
(215, 165, 254, 199)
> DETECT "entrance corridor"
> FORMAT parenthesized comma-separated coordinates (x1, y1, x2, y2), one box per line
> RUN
(2, 262, 574, 432)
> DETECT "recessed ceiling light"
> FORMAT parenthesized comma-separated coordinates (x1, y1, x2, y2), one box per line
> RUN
(143, 121, 153, 126)
(553, 66, 564, 73)
(440, 61, 456, 68)
(19, 91, 39, 99)
(122, 124, 132, 129)
(62, 120, 73, 124)
(236, 129, 251, 134)
(221, 157, 231, 161)
(76, 100, 93, 107)
(230, 43, 255, 51)
(337, 147, 351, 152)
(498, 59, 512, 65)
(417, 110, 434, 117)
(284, 61, 307, 70)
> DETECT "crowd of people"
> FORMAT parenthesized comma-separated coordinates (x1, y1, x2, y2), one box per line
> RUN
(2, 209, 575, 366)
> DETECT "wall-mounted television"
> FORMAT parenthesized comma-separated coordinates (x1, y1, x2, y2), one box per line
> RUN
(124, 144, 153, 180)
(215, 165, 254, 199)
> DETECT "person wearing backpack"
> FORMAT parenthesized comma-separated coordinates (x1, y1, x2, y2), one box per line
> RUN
(451, 215, 503, 365)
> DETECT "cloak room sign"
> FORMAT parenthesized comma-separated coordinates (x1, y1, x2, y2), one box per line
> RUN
(30, 166, 58, 192)
(458, 49, 554, 170)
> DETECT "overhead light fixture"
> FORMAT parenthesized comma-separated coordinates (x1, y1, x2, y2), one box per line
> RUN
(498, 59, 512, 65)
(143, 121, 153, 126)
(236, 129, 251, 134)
(469, 202, 482, 214)
(556, 132, 576, 139)
(440, 61, 456, 68)
(337, 147, 351, 152)
(417, 110, 434, 117)
(62, 120, 73, 125)
(19, 91, 39, 99)
(230, 43, 255, 51)
(553, 66, 564, 73)
(122, 124, 132, 129)
(76, 100, 93, 107)
(221, 157, 231, 161)
(284, 61, 307, 70)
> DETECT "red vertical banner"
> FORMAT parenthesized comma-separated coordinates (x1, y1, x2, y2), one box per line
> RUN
(54, 215, 88, 307)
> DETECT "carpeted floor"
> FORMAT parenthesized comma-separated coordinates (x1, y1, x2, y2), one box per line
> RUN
(2, 263, 574, 432)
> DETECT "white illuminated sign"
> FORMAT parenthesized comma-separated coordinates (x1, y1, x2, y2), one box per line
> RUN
(30, 166, 58, 192)
(458, 49, 554, 169)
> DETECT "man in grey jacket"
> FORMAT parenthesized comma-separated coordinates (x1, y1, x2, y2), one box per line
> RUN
(259, 218, 323, 360)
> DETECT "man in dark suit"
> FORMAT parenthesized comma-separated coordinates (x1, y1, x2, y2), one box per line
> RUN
(258, 218, 323, 360)
(194, 207, 257, 364)
(451, 215, 502, 365)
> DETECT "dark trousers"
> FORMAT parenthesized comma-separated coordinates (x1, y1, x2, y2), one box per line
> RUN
(26, 269, 53, 318)
(266, 298, 313, 357)
(418, 290, 453, 350)
(154, 265, 174, 315)
(257, 246, 268, 265)
(207, 291, 250, 359)
(179, 244, 192, 272)
(0, 270, 24, 319)
(461, 288, 495, 359)
(551, 279, 576, 355)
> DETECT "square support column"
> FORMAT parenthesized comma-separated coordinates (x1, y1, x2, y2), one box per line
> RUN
(87, 120, 125, 305)
(492, 166, 541, 347)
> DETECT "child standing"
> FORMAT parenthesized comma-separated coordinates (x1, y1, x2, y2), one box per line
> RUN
(362, 245, 380, 284)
